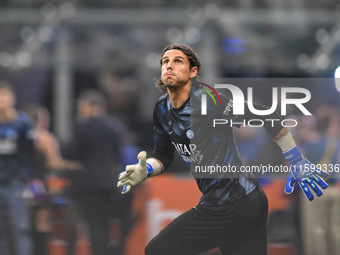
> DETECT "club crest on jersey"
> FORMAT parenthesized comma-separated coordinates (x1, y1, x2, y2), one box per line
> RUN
(186, 129, 194, 139)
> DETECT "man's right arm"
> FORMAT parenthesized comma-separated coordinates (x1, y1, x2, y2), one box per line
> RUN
(117, 101, 175, 194)
(149, 143, 175, 173)
(116, 143, 174, 194)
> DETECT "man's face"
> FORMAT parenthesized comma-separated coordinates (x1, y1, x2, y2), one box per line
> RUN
(161, 49, 197, 89)
(0, 89, 15, 111)
(77, 101, 92, 119)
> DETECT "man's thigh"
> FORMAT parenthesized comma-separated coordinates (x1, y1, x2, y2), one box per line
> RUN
(219, 219, 267, 255)
(145, 187, 268, 255)
(219, 187, 268, 255)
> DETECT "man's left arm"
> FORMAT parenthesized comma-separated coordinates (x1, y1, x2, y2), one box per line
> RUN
(241, 102, 328, 201)
(273, 127, 328, 201)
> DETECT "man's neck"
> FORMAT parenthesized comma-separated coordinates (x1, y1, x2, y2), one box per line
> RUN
(0, 108, 17, 123)
(167, 82, 191, 109)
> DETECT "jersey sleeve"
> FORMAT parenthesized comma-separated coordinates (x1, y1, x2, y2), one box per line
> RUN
(152, 103, 172, 146)
(149, 103, 175, 170)
(213, 92, 284, 138)
(243, 101, 284, 138)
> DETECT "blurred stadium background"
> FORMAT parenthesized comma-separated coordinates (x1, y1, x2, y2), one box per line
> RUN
(1, 0, 340, 143)
(1, 1, 340, 255)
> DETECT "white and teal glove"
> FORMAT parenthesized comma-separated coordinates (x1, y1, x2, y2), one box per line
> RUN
(284, 146, 328, 201)
(117, 151, 161, 194)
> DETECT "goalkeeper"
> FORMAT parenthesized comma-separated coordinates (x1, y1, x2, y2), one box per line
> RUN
(117, 44, 328, 255)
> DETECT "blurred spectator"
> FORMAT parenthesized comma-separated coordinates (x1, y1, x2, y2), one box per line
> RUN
(24, 104, 80, 255)
(299, 105, 340, 255)
(99, 67, 139, 126)
(67, 89, 134, 255)
(0, 81, 34, 255)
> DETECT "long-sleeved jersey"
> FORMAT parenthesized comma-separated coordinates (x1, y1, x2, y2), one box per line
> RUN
(150, 81, 283, 205)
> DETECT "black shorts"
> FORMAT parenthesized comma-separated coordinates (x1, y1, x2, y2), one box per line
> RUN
(145, 186, 268, 255)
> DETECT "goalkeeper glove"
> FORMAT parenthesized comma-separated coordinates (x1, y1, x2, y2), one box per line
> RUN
(284, 146, 328, 201)
(117, 151, 156, 194)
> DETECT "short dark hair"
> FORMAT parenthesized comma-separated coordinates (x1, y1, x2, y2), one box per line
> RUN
(77, 89, 106, 108)
(155, 44, 201, 92)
